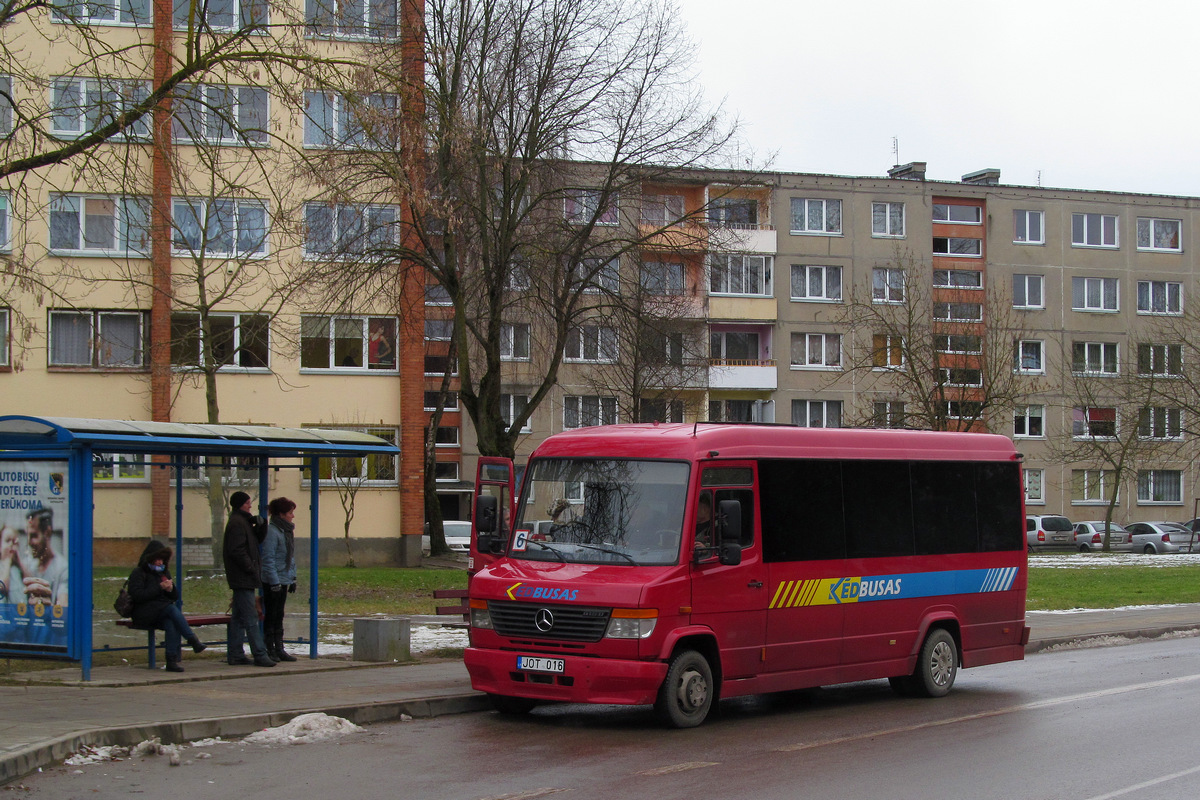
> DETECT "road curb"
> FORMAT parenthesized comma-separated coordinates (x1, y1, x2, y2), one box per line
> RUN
(1025, 624, 1200, 654)
(0, 693, 490, 785)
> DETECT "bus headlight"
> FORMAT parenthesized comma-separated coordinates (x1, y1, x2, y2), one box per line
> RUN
(469, 599, 492, 629)
(605, 608, 657, 639)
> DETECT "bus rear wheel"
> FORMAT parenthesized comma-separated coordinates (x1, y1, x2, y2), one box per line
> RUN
(655, 649, 713, 728)
(912, 628, 958, 697)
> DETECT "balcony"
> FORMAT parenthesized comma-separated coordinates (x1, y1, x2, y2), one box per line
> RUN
(707, 223, 777, 253)
(709, 295, 777, 321)
(708, 359, 778, 390)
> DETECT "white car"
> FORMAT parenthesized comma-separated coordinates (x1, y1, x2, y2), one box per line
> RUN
(1126, 522, 1198, 555)
(1072, 521, 1134, 553)
(421, 520, 472, 554)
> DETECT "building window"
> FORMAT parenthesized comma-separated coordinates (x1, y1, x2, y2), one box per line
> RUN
(52, 77, 151, 140)
(1014, 339, 1045, 374)
(434, 461, 460, 482)
(1013, 274, 1044, 309)
(171, 312, 268, 369)
(1024, 468, 1045, 504)
(49, 309, 147, 368)
(872, 267, 905, 303)
(708, 399, 756, 423)
(1073, 407, 1117, 439)
(1136, 218, 1181, 252)
(92, 453, 149, 482)
(1138, 407, 1182, 440)
(500, 323, 530, 361)
(790, 198, 842, 235)
(432, 426, 459, 447)
(945, 401, 983, 420)
(1137, 343, 1182, 377)
(564, 395, 617, 428)
(1072, 469, 1116, 504)
(790, 332, 841, 369)
(871, 202, 905, 237)
(872, 334, 903, 368)
(313, 426, 398, 485)
(933, 269, 982, 289)
(501, 393, 532, 432)
(424, 391, 458, 411)
(1136, 280, 1182, 315)
(52, 0, 150, 24)
(424, 352, 457, 375)
(425, 284, 452, 305)
(173, 84, 269, 145)
(708, 197, 758, 228)
(172, 198, 267, 257)
(710, 330, 759, 363)
(1137, 470, 1182, 504)
(1014, 405, 1044, 438)
(933, 302, 983, 322)
(641, 329, 684, 366)
(176, 0, 267, 29)
(792, 399, 842, 428)
(639, 398, 685, 423)
(424, 318, 453, 341)
(932, 237, 981, 257)
(1072, 212, 1118, 248)
(640, 261, 685, 295)
(1072, 341, 1118, 375)
(790, 264, 841, 302)
(934, 334, 982, 355)
(300, 315, 396, 370)
(49, 194, 149, 255)
(640, 194, 685, 225)
(576, 257, 619, 294)
(305, 0, 396, 38)
(303, 91, 398, 149)
(1014, 210, 1044, 244)
(0, 307, 8, 367)
(933, 203, 981, 224)
(872, 401, 906, 428)
(0, 192, 9, 252)
(304, 203, 397, 256)
(1071, 276, 1119, 312)
(710, 254, 772, 296)
(0, 76, 9, 136)
(564, 325, 617, 362)
(940, 367, 982, 387)
(564, 189, 618, 226)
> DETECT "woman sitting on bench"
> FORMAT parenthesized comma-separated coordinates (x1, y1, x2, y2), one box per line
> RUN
(128, 540, 206, 672)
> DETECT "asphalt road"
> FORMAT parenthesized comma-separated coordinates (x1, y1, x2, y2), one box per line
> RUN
(17, 636, 1200, 800)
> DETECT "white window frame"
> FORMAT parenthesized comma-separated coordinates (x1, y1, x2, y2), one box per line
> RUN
(1072, 407, 1118, 439)
(92, 452, 150, 483)
(303, 90, 399, 149)
(1014, 210, 1045, 244)
(872, 401, 906, 428)
(871, 202, 905, 238)
(51, 77, 151, 140)
(638, 398, 685, 423)
(933, 302, 983, 323)
(933, 203, 982, 224)
(49, 309, 147, 369)
(424, 318, 453, 341)
(934, 334, 982, 355)
(1137, 343, 1183, 377)
(1024, 467, 1045, 504)
(933, 269, 983, 289)
(872, 267, 905, 303)
(500, 323, 531, 361)
(310, 426, 399, 487)
(49, 194, 149, 256)
(52, 0, 150, 24)
(932, 236, 982, 257)
(1013, 274, 1044, 309)
(500, 393, 532, 433)
(172, 198, 268, 258)
(1071, 276, 1119, 312)
(640, 261, 685, 296)
(0, 307, 8, 367)
(563, 395, 617, 429)
(299, 314, 398, 372)
(640, 194, 685, 225)
(576, 257, 619, 294)
(172, 83, 269, 145)
(871, 334, 904, 369)
(425, 284, 452, 306)
(1137, 470, 1183, 504)
(564, 325, 617, 363)
(1136, 280, 1182, 315)
(1136, 218, 1181, 252)
(939, 367, 983, 387)
(1014, 339, 1045, 375)
(945, 401, 983, 420)
(790, 197, 842, 235)
(1072, 212, 1119, 248)
(177, 0, 268, 30)
(304, 202, 397, 257)
(1138, 407, 1183, 441)
(434, 461, 461, 483)
(792, 399, 842, 428)
(790, 332, 842, 370)
(1014, 405, 1045, 439)
(1072, 341, 1118, 375)
(305, 0, 396, 39)
(432, 425, 460, 448)
(790, 264, 841, 302)
(0, 191, 9, 253)
(1072, 469, 1117, 505)
(710, 254, 772, 296)
(710, 330, 760, 363)
(171, 311, 269, 371)
(564, 189, 618, 226)
(424, 391, 458, 411)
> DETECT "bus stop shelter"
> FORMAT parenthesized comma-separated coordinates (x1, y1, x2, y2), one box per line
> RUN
(0, 415, 401, 680)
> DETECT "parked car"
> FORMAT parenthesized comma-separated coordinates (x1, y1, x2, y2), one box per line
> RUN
(1072, 521, 1135, 553)
(1126, 521, 1199, 554)
(421, 520, 472, 554)
(1027, 514, 1074, 551)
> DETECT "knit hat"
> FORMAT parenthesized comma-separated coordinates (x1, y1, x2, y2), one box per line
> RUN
(230, 491, 251, 510)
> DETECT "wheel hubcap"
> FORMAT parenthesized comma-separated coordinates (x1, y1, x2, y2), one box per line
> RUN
(677, 667, 708, 711)
(930, 641, 953, 686)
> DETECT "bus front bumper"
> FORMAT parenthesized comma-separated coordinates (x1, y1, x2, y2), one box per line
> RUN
(464, 647, 669, 706)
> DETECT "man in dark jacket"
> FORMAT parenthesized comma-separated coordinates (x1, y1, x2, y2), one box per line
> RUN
(223, 492, 275, 667)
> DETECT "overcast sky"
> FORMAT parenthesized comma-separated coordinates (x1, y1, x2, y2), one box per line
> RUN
(677, 0, 1199, 197)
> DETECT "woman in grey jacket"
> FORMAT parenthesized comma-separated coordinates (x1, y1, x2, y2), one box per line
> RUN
(261, 497, 298, 662)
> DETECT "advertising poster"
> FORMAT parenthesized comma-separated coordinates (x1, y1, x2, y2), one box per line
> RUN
(0, 461, 69, 652)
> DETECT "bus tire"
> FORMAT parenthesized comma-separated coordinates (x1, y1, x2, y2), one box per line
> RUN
(912, 628, 957, 698)
(489, 693, 537, 715)
(655, 649, 713, 728)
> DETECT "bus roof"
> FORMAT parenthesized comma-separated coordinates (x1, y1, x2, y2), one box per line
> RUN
(530, 423, 1020, 463)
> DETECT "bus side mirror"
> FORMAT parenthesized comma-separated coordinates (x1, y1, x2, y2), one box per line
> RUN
(718, 542, 742, 566)
(476, 496, 498, 534)
(717, 500, 742, 566)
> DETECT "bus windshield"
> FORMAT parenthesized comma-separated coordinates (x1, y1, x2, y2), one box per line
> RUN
(510, 458, 690, 566)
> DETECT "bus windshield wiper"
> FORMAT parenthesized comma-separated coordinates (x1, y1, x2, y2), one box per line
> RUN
(572, 542, 638, 565)
(527, 540, 566, 562)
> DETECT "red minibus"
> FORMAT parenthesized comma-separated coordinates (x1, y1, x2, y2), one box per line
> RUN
(464, 423, 1029, 727)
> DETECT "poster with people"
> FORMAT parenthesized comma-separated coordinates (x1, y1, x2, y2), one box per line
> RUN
(0, 461, 69, 652)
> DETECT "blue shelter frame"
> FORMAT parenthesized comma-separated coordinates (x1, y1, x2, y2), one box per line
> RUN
(0, 416, 401, 680)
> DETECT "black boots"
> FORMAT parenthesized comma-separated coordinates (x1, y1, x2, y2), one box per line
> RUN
(165, 658, 184, 673)
(273, 632, 297, 662)
(253, 653, 277, 667)
(188, 635, 207, 654)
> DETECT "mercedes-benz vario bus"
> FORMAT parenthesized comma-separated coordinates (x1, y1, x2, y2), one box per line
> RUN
(464, 423, 1028, 727)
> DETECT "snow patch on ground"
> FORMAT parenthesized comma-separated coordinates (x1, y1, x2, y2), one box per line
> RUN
(1039, 628, 1200, 652)
(242, 713, 362, 746)
(1030, 553, 1200, 568)
(317, 624, 468, 656)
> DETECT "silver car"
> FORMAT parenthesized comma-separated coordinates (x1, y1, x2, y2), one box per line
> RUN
(421, 520, 472, 554)
(1126, 521, 1199, 554)
(1027, 514, 1074, 551)
(1072, 521, 1134, 553)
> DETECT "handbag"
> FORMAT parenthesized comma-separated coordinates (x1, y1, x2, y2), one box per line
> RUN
(114, 580, 133, 618)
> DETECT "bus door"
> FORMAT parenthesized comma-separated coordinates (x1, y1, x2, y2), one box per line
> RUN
(470, 457, 515, 576)
(687, 463, 766, 680)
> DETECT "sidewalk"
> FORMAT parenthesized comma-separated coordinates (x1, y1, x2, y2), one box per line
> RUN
(4, 605, 1200, 784)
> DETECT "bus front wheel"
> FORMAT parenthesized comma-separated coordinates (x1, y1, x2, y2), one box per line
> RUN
(655, 649, 713, 728)
(489, 693, 537, 715)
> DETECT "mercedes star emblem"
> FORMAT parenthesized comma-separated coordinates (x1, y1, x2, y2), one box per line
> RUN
(534, 608, 554, 632)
